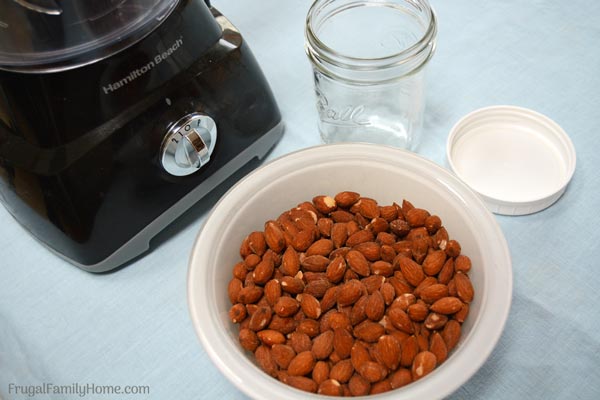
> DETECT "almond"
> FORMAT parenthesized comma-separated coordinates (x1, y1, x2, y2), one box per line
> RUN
(454, 302, 470, 323)
(380, 245, 396, 263)
(268, 315, 296, 334)
(350, 294, 369, 326)
(288, 350, 316, 376)
(371, 260, 393, 277)
(348, 373, 371, 396)
(445, 239, 461, 257)
(329, 359, 354, 383)
(326, 256, 347, 283)
(318, 379, 343, 396)
(406, 208, 430, 228)
(306, 238, 334, 257)
(229, 303, 247, 323)
(455, 254, 472, 273)
(380, 282, 395, 305)
(312, 360, 330, 384)
(437, 258, 455, 284)
(395, 255, 425, 286)
(264, 221, 286, 253)
(411, 351, 437, 380)
(413, 276, 437, 298)
(390, 368, 412, 389)
(313, 195, 337, 214)
(454, 272, 474, 303)
(433, 226, 449, 250)
(264, 279, 281, 306)
(280, 276, 305, 294)
(400, 335, 419, 367)
(334, 191, 360, 208)
(407, 227, 429, 241)
(291, 229, 314, 252)
(317, 217, 333, 238)
(328, 311, 352, 331)
(361, 275, 385, 294)
(312, 330, 335, 360)
(375, 335, 401, 370)
(354, 241, 381, 261)
(330, 210, 355, 223)
(255, 345, 278, 377)
(441, 319, 461, 351)
(424, 312, 448, 330)
(365, 291, 385, 321)
(284, 376, 318, 393)
(238, 328, 260, 351)
(411, 236, 430, 264)
(407, 302, 429, 322)
(429, 332, 448, 364)
(367, 218, 388, 236)
(370, 379, 392, 394)
(420, 283, 449, 304)
(237, 285, 263, 304)
(301, 255, 330, 272)
(248, 306, 272, 331)
(378, 205, 398, 222)
(358, 361, 387, 383)
(430, 297, 463, 314)
(252, 257, 274, 284)
(337, 279, 364, 307)
(392, 293, 416, 311)
(331, 223, 348, 248)
(247, 231, 266, 256)
(350, 341, 372, 371)
(286, 332, 310, 354)
(296, 319, 320, 338)
(257, 329, 286, 346)
(227, 278, 243, 304)
(388, 306, 414, 334)
(389, 219, 411, 237)
(346, 230, 375, 247)
(271, 344, 296, 369)
(346, 250, 371, 277)
(422, 250, 447, 276)
(304, 277, 331, 299)
(232, 261, 248, 280)
(320, 286, 339, 312)
(387, 276, 413, 296)
(333, 328, 354, 359)
(281, 246, 300, 276)
(243, 254, 261, 270)
(299, 293, 322, 320)
(273, 296, 300, 317)
(424, 215, 442, 234)
(353, 320, 385, 342)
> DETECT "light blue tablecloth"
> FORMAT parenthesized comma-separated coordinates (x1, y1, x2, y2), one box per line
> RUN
(1, 1, 599, 399)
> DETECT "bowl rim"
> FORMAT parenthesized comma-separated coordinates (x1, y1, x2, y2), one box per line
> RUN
(188, 143, 513, 399)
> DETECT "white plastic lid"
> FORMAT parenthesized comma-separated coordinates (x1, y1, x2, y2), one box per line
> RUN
(447, 105, 576, 215)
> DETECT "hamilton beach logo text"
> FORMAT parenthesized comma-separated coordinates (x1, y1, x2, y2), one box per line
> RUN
(102, 36, 183, 95)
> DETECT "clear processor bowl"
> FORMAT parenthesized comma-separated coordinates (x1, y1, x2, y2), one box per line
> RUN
(0, 0, 179, 71)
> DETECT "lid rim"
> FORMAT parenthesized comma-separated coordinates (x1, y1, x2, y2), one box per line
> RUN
(447, 105, 576, 215)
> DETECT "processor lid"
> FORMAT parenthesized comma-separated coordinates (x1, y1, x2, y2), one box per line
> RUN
(0, 0, 180, 72)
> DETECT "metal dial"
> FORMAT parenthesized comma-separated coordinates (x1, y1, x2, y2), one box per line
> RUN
(161, 113, 217, 176)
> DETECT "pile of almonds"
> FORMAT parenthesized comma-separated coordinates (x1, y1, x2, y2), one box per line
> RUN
(227, 191, 474, 396)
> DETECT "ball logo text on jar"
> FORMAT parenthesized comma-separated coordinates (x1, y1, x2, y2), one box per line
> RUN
(316, 89, 370, 127)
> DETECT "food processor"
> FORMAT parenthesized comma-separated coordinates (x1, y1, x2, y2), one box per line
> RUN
(0, 0, 284, 272)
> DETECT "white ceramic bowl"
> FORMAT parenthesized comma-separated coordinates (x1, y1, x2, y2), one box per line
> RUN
(188, 143, 512, 400)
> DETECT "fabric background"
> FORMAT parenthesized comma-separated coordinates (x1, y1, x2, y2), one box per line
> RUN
(1, 1, 599, 399)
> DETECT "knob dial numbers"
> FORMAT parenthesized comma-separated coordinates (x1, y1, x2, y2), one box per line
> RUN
(161, 113, 217, 176)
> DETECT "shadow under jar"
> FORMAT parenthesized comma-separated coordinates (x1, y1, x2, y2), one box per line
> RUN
(305, 0, 437, 150)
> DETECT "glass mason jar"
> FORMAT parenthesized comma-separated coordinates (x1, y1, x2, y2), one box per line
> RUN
(305, 0, 437, 150)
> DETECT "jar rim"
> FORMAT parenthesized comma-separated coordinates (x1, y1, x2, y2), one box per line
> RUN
(305, 0, 437, 70)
